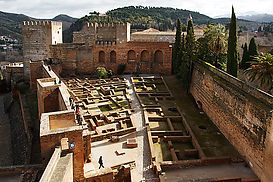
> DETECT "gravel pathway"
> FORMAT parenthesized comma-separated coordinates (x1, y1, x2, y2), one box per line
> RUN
(124, 76, 157, 182)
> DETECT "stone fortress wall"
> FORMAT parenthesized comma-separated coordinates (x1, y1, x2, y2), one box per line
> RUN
(190, 61, 273, 182)
(73, 22, 130, 45)
(22, 21, 172, 78)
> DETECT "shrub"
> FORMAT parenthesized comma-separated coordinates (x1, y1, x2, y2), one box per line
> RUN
(117, 64, 126, 75)
(96, 67, 108, 79)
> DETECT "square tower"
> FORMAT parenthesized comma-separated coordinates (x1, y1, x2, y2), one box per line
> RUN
(22, 21, 62, 80)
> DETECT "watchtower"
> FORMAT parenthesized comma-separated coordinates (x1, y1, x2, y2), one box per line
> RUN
(22, 21, 62, 80)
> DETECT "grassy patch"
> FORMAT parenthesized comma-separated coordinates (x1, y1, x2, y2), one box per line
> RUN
(163, 76, 242, 158)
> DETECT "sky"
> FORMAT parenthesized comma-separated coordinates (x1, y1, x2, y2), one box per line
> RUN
(0, 0, 273, 19)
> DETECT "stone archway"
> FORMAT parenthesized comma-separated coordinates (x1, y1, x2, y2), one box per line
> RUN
(110, 51, 116, 63)
(154, 50, 163, 64)
(140, 50, 149, 62)
(99, 51, 105, 63)
(127, 50, 136, 63)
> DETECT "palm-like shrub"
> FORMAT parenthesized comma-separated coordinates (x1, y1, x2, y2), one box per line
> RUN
(244, 53, 273, 92)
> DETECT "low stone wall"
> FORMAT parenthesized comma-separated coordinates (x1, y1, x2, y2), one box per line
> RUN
(90, 127, 136, 142)
(190, 61, 273, 181)
(39, 148, 61, 182)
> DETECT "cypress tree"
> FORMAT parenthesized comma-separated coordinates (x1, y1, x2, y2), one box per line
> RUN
(186, 16, 195, 63)
(248, 37, 259, 62)
(239, 43, 250, 69)
(227, 6, 239, 77)
(177, 33, 186, 78)
(172, 19, 182, 74)
(182, 16, 195, 91)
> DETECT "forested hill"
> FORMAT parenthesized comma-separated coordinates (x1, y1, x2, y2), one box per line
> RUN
(107, 6, 212, 27)
(0, 11, 77, 41)
(63, 6, 213, 42)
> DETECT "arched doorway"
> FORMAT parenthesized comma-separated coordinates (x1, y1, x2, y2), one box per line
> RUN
(110, 51, 116, 63)
(99, 51, 105, 63)
(140, 50, 149, 62)
(154, 50, 163, 63)
(127, 50, 136, 63)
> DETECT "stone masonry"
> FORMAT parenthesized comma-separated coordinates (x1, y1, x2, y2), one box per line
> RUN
(190, 60, 273, 182)
(22, 21, 172, 78)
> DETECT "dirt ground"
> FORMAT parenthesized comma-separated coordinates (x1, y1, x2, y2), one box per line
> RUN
(163, 76, 242, 159)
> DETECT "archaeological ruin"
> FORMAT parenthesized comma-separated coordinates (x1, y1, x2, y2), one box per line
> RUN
(0, 19, 272, 182)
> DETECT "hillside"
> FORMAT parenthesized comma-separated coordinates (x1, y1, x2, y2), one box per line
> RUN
(64, 6, 213, 42)
(238, 14, 273, 23)
(0, 11, 34, 40)
(0, 11, 77, 41)
(213, 18, 262, 31)
(52, 14, 77, 30)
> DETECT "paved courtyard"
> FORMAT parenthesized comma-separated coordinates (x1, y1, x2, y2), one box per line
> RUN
(83, 76, 156, 181)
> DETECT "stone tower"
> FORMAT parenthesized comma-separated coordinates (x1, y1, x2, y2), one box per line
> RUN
(73, 22, 131, 45)
(22, 21, 62, 80)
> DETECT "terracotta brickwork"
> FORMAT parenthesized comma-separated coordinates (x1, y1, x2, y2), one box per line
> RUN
(190, 61, 273, 182)
(50, 41, 172, 75)
(22, 21, 171, 77)
(29, 61, 43, 90)
(73, 22, 130, 45)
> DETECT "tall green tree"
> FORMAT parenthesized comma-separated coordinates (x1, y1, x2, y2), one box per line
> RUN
(181, 16, 195, 90)
(248, 37, 259, 62)
(244, 53, 273, 92)
(172, 19, 182, 74)
(186, 16, 195, 64)
(198, 24, 228, 69)
(177, 33, 186, 78)
(227, 6, 239, 77)
(239, 43, 250, 69)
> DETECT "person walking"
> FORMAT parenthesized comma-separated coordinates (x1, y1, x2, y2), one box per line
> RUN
(98, 156, 104, 169)
(75, 105, 82, 125)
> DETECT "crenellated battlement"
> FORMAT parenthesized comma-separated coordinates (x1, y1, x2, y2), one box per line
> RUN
(84, 22, 130, 28)
(22, 21, 62, 26)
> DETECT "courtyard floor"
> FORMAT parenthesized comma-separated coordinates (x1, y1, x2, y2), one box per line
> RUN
(77, 75, 258, 181)
(163, 76, 242, 159)
(161, 163, 258, 181)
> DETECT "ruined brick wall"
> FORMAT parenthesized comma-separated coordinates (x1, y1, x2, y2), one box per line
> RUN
(4, 65, 24, 84)
(37, 83, 60, 117)
(190, 61, 273, 181)
(83, 134, 91, 162)
(50, 41, 172, 75)
(40, 129, 84, 180)
(86, 172, 114, 182)
(29, 61, 43, 90)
